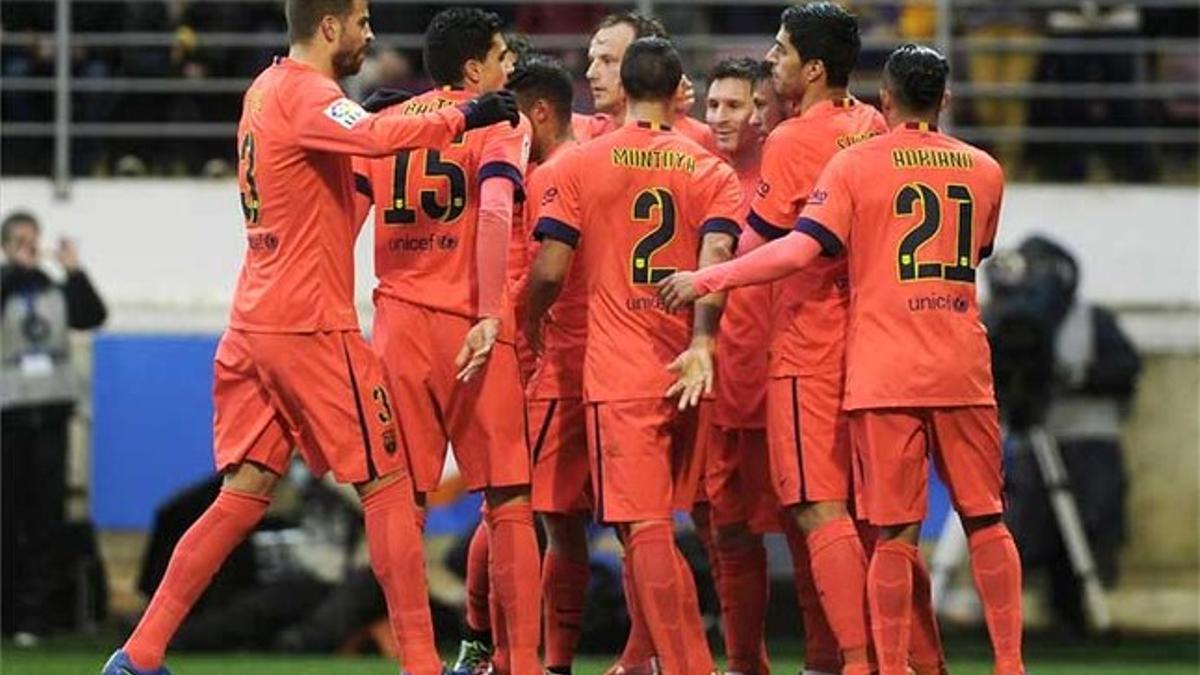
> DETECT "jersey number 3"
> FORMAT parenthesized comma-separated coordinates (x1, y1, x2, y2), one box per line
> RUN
(895, 182, 976, 283)
(239, 132, 261, 226)
(384, 149, 467, 224)
(630, 188, 677, 284)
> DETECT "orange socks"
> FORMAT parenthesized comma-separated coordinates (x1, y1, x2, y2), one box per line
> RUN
(486, 501, 542, 675)
(868, 539, 918, 675)
(909, 552, 947, 675)
(466, 522, 492, 636)
(968, 524, 1025, 675)
(618, 558, 656, 668)
(626, 522, 714, 675)
(362, 478, 441, 675)
(782, 519, 841, 674)
(542, 550, 590, 671)
(807, 517, 872, 674)
(715, 536, 770, 674)
(124, 488, 270, 670)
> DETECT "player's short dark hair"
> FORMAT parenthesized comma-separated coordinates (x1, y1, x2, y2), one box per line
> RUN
(1, 211, 38, 246)
(285, 0, 356, 43)
(708, 57, 770, 87)
(884, 43, 949, 113)
(505, 32, 534, 63)
(780, 2, 861, 88)
(596, 11, 669, 40)
(423, 7, 505, 86)
(620, 37, 682, 103)
(507, 54, 574, 125)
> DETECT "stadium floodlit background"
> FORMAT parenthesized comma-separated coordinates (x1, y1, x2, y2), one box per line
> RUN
(1, 0, 1197, 673)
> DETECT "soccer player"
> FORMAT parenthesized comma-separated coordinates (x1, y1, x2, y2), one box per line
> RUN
(354, 8, 541, 675)
(579, 11, 715, 150)
(710, 5, 890, 674)
(659, 43, 1025, 675)
(100, 1, 518, 674)
(505, 55, 598, 675)
(526, 37, 743, 675)
(697, 56, 780, 675)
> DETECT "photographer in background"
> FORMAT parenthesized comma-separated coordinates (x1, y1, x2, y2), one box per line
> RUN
(985, 234, 1140, 635)
(1, 210, 107, 644)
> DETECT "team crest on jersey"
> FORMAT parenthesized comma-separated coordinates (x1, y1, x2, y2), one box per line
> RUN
(324, 98, 367, 129)
(756, 180, 770, 198)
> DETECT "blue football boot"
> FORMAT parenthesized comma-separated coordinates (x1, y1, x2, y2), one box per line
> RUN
(101, 649, 172, 675)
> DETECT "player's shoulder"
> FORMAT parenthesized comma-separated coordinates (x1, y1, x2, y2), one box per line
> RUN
(943, 133, 1005, 184)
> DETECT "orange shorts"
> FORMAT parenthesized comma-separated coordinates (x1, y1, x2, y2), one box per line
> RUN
(704, 424, 781, 534)
(585, 398, 702, 523)
(766, 372, 852, 507)
(372, 295, 530, 494)
(850, 406, 1004, 526)
(212, 329, 405, 484)
(529, 397, 592, 514)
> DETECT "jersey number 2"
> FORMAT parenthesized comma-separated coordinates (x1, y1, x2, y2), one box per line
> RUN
(384, 149, 467, 224)
(630, 188, 677, 285)
(895, 182, 976, 283)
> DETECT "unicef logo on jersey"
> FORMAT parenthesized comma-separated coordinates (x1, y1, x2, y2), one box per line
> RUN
(907, 293, 970, 314)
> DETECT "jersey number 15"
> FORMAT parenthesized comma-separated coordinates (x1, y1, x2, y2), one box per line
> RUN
(384, 149, 468, 225)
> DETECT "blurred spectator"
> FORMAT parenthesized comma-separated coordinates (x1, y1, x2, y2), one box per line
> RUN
(0, 210, 107, 644)
(988, 235, 1140, 635)
(964, 7, 1040, 174)
(1030, 2, 1159, 182)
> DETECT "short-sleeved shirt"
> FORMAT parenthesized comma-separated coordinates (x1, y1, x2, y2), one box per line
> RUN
(231, 58, 465, 332)
(534, 121, 743, 402)
(796, 122, 1005, 409)
(748, 98, 887, 376)
(572, 112, 717, 153)
(713, 164, 770, 429)
(523, 140, 587, 400)
(357, 87, 532, 318)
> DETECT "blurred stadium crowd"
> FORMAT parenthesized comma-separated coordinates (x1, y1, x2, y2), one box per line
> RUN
(2, 1, 1197, 182)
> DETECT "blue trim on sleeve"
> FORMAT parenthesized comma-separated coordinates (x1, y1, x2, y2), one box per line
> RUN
(479, 161, 526, 203)
(747, 209, 790, 241)
(533, 216, 580, 248)
(700, 217, 742, 239)
(794, 217, 845, 258)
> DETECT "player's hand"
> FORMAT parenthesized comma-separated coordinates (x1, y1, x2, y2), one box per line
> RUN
(665, 338, 714, 410)
(362, 88, 414, 113)
(455, 317, 501, 382)
(674, 74, 696, 115)
(657, 271, 700, 311)
(459, 90, 520, 130)
(55, 238, 80, 272)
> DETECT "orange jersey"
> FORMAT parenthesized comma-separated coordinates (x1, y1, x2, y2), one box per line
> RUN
(748, 98, 887, 376)
(571, 112, 717, 153)
(231, 58, 465, 332)
(796, 122, 1005, 409)
(358, 88, 531, 318)
(713, 165, 770, 429)
(535, 121, 743, 402)
(525, 141, 587, 400)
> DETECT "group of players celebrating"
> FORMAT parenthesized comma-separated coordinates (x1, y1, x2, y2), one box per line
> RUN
(103, 1, 1026, 675)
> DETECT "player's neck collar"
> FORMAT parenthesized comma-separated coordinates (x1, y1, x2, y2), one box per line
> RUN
(901, 121, 938, 132)
(634, 120, 672, 132)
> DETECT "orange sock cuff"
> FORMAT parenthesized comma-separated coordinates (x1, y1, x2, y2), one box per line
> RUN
(218, 487, 272, 508)
(485, 500, 534, 527)
(876, 538, 920, 562)
(968, 522, 1012, 551)
(806, 516, 859, 555)
(626, 520, 673, 547)
(360, 480, 409, 513)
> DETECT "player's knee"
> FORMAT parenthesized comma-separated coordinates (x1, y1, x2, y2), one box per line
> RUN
(222, 461, 281, 496)
(877, 521, 922, 544)
(485, 484, 531, 509)
(961, 512, 1004, 536)
(793, 500, 849, 533)
(542, 513, 589, 561)
(714, 521, 757, 550)
(353, 469, 413, 500)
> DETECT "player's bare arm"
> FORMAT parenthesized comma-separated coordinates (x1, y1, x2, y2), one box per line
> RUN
(665, 230, 734, 409)
(524, 239, 574, 356)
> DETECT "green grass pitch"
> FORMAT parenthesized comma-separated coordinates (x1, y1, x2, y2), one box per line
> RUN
(4, 634, 1197, 675)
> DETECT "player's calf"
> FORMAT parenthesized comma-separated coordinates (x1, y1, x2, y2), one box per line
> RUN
(541, 512, 591, 674)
